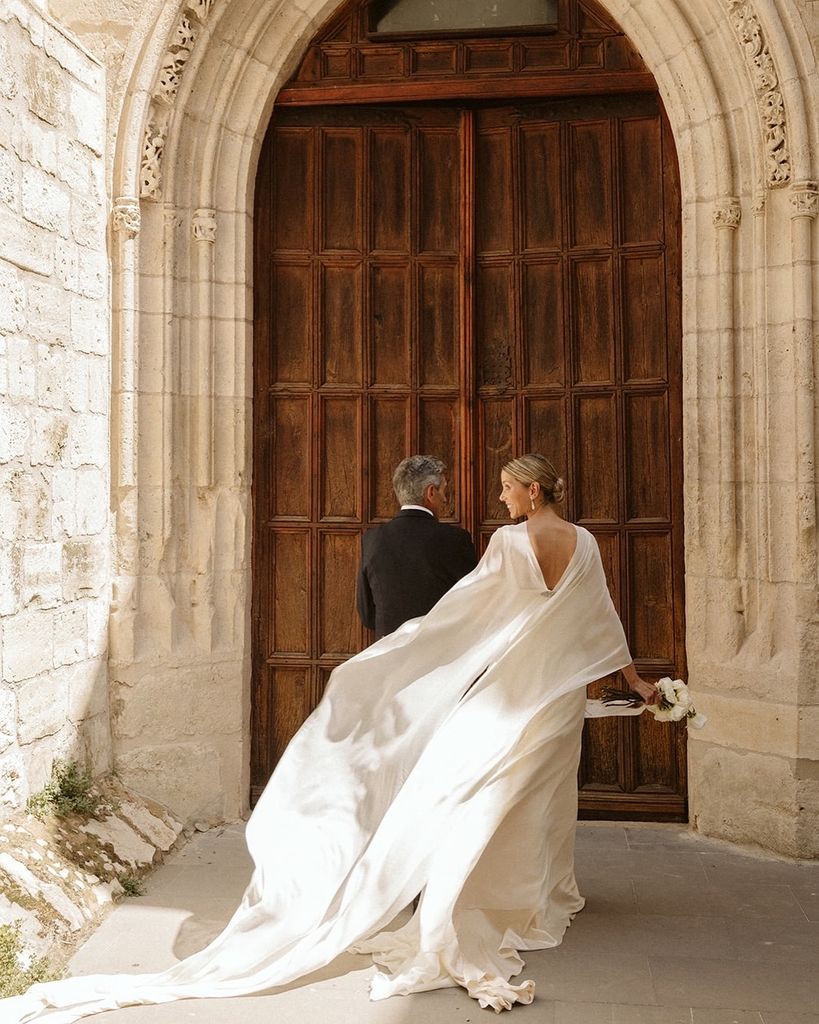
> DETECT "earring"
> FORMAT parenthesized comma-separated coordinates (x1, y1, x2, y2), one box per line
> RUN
(530, 497, 536, 511)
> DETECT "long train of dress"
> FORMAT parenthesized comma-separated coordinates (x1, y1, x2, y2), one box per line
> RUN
(2, 523, 634, 1021)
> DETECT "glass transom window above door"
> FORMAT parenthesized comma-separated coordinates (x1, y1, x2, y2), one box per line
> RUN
(369, 0, 559, 35)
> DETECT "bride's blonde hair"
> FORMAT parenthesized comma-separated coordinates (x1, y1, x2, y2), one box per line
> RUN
(502, 453, 565, 504)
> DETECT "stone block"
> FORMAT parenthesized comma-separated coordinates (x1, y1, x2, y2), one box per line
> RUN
(50, 466, 75, 537)
(111, 662, 243, 743)
(689, 741, 808, 858)
(53, 602, 87, 666)
(0, 29, 19, 102)
(76, 247, 106, 300)
(17, 669, 70, 745)
(0, 204, 53, 275)
(2, 607, 53, 683)
(0, 541, 22, 615)
(5, 334, 36, 399)
(65, 351, 90, 413)
(62, 535, 107, 600)
(56, 138, 93, 194)
(68, 80, 103, 157)
(43, 23, 102, 92)
(75, 466, 107, 534)
(67, 656, 107, 722)
(54, 238, 79, 292)
(70, 194, 102, 249)
(10, 113, 58, 176)
(0, 749, 26, 808)
(87, 356, 107, 415)
(0, 685, 16, 754)
(86, 596, 108, 659)
(35, 341, 66, 410)
(80, 816, 155, 869)
(27, 283, 70, 346)
(69, 411, 107, 468)
(0, 401, 28, 462)
(21, 164, 70, 235)
(31, 410, 69, 466)
(0, 468, 50, 542)
(115, 742, 224, 823)
(24, 51, 67, 129)
(78, 710, 111, 777)
(22, 540, 62, 608)
(0, 261, 25, 332)
(70, 295, 106, 354)
(0, 145, 17, 209)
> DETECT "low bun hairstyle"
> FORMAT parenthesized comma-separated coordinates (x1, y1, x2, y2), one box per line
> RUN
(502, 453, 565, 505)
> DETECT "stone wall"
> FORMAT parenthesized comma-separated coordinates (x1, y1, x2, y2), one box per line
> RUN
(0, 0, 111, 808)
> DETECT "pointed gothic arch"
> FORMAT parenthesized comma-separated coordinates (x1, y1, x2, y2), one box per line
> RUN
(107, 0, 819, 856)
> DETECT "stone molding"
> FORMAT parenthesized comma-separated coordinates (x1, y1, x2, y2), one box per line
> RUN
(140, 1, 219, 201)
(112, 197, 141, 237)
(192, 207, 217, 241)
(713, 196, 741, 228)
(790, 181, 819, 218)
(724, 0, 791, 187)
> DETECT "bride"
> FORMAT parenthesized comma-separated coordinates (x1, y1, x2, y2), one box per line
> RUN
(3, 454, 656, 1022)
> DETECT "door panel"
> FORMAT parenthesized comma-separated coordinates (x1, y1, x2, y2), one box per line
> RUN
(253, 93, 686, 818)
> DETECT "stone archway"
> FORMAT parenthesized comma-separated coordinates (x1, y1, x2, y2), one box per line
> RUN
(108, 0, 819, 857)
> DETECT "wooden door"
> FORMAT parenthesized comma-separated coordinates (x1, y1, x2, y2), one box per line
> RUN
(253, 95, 685, 818)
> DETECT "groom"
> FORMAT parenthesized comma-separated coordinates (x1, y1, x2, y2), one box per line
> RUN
(356, 455, 478, 638)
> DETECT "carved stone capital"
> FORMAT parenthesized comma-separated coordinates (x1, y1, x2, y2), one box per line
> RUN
(192, 207, 217, 242)
(112, 197, 141, 237)
(790, 181, 819, 219)
(752, 190, 766, 215)
(713, 197, 741, 229)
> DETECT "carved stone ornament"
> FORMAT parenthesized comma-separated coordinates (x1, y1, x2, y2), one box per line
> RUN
(140, 123, 167, 201)
(713, 197, 741, 229)
(752, 190, 766, 214)
(140, 2, 220, 200)
(112, 197, 141, 237)
(724, 1, 791, 186)
(790, 181, 819, 218)
(192, 207, 217, 241)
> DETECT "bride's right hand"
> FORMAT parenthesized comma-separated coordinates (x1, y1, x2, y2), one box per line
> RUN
(630, 675, 658, 705)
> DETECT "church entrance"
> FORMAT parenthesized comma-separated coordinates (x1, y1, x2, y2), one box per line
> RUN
(251, 0, 686, 819)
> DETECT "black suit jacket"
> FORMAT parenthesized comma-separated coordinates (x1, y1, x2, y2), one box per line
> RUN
(356, 510, 478, 638)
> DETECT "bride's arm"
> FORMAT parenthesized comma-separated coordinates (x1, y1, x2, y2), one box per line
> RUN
(621, 662, 659, 704)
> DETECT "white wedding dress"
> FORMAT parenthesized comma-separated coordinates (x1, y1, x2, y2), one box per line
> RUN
(2, 523, 634, 1022)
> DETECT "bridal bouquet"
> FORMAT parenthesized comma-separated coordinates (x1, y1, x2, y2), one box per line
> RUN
(600, 677, 707, 729)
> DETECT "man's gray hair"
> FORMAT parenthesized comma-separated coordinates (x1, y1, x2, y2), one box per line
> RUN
(393, 455, 446, 506)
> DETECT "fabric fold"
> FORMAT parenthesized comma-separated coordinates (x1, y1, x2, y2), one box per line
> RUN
(1, 523, 634, 1022)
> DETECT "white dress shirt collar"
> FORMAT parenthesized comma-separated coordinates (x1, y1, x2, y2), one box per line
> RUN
(401, 505, 434, 516)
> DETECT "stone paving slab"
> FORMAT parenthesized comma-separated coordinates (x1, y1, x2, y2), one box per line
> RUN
(66, 822, 819, 1023)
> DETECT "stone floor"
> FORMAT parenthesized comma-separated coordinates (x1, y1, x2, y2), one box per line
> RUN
(68, 822, 819, 1023)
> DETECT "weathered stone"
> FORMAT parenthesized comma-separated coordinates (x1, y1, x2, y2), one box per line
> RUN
(0, 851, 86, 929)
(22, 539, 62, 608)
(69, 412, 107, 469)
(115, 744, 224, 823)
(0, 400, 29, 462)
(0, 144, 17, 208)
(0, 541, 23, 615)
(0, 686, 16, 754)
(62, 535, 107, 599)
(5, 334, 36, 400)
(69, 295, 106, 354)
(0, 749, 26, 807)
(80, 816, 155, 869)
(0, 205, 53, 275)
(16, 667, 65, 740)
(75, 466, 107, 534)
(27, 283, 71, 346)
(31, 410, 69, 466)
(0, 261, 25, 332)
(21, 163, 70, 235)
(67, 658, 107, 722)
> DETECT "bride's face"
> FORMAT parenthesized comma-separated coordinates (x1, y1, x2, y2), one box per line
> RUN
(499, 472, 532, 519)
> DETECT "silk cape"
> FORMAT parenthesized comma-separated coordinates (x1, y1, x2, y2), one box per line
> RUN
(2, 522, 634, 1021)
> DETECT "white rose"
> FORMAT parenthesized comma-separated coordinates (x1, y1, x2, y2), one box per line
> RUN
(658, 678, 676, 702)
(688, 712, 708, 729)
(670, 703, 687, 721)
(651, 706, 675, 722)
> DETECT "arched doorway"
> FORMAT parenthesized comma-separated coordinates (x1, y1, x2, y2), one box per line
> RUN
(251, 0, 686, 819)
